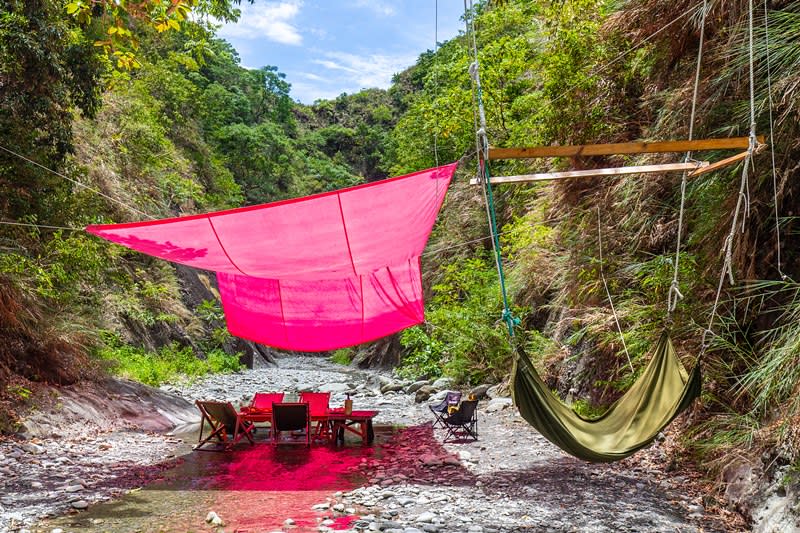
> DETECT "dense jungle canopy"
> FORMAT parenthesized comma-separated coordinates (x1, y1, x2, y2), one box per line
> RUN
(1, 0, 799, 507)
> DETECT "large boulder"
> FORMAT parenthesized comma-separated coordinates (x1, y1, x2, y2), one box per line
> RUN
(351, 335, 403, 368)
(428, 390, 449, 403)
(18, 378, 199, 438)
(415, 386, 437, 403)
(380, 382, 405, 394)
(723, 459, 762, 514)
(366, 374, 394, 391)
(486, 382, 510, 399)
(406, 380, 430, 394)
(431, 377, 455, 390)
(323, 382, 352, 393)
(469, 384, 492, 400)
(486, 397, 513, 413)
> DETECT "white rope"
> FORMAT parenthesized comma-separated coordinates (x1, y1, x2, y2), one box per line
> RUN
(597, 207, 633, 372)
(0, 143, 154, 220)
(669, 0, 708, 316)
(0, 220, 81, 231)
(433, 0, 440, 168)
(465, 0, 498, 269)
(701, 150, 753, 352)
(763, 0, 789, 281)
(748, 0, 757, 140)
(464, 0, 483, 172)
(701, 1, 759, 355)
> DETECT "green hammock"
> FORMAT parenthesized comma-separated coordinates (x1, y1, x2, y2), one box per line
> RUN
(512, 331, 701, 462)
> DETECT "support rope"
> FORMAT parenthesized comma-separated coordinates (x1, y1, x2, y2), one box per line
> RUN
(597, 207, 634, 372)
(668, 0, 708, 317)
(464, 0, 517, 335)
(0, 143, 154, 220)
(433, 0, 440, 168)
(763, 0, 789, 281)
(0, 220, 81, 232)
(700, 0, 759, 357)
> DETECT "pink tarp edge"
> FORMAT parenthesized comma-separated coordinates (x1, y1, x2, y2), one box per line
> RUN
(86, 163, 457, 351)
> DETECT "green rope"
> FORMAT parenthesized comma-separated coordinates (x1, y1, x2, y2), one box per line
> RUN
(481, 161, 518, 335)
(465, 0, 518, 336)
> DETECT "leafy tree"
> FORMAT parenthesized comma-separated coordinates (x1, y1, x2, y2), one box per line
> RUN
(214, 122, 294, 202)
(65, 0, 251, 68)
(0, 0, 104, 224)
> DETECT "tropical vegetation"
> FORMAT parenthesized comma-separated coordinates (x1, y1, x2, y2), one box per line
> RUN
(1, 0, 799, 517)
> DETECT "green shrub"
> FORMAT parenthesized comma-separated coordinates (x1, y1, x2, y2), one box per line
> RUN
(397, 326, 445, 380)
(398, 256, 515, 384)
(97, 335, 243, 386)
(330, 349, 353, 365)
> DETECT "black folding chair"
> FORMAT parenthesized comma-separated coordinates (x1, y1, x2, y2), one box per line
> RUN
(271, 402, 311, 447)
(442, 399, 478, 443)
(429, 391, 462, 428)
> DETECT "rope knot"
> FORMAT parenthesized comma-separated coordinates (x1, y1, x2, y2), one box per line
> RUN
(667, 280, 684, 312)
(468, 61, 479, 80)
(501, 308, 520, 331)
(701, 328, 714, 350)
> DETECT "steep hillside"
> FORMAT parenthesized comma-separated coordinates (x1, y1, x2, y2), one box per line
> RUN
(384, 0, 800, 523)
(2, 0, 799, 525)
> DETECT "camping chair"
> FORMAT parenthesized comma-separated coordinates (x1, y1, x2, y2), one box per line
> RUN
(195, 400, 254, 451)
(271, 402, 311, 447)
(429, 391, 462, 429)
(249, 392, 285, 412)
(442, 399, 478, 443)
(242, 392, 284, 431)
(298, 391, 331, 440)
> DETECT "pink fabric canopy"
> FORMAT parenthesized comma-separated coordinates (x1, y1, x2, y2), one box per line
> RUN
(86, 163, 457, 351)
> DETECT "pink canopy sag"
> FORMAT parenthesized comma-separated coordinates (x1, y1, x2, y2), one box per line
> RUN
(86, 163, 457, 351)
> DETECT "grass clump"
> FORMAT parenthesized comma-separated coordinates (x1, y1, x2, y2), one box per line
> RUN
(97, 335, 243, 386)
(330, 348, 353, 365)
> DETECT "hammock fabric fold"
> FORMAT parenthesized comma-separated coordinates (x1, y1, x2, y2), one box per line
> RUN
(87, 163, 457, 351)
(513, 331, 701, 462)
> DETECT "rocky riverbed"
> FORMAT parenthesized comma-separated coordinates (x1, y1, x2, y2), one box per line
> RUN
(0, 354, 748, 532)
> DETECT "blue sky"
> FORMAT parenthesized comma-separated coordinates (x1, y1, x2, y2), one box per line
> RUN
(218, 1, 465, 104)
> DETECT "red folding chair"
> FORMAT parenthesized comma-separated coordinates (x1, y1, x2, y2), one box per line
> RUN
(240, 392, 285, 433)
(299, 391, 331, 441)
(249, 392, 285, 412)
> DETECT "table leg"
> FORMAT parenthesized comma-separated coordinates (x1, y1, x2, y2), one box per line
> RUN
(366, 419, 374, 444)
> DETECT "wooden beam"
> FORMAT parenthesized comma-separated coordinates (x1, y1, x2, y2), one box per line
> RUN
(488, 136, 765, 160)
(688, 150, 757, 177)
(469, 162, 707, 185)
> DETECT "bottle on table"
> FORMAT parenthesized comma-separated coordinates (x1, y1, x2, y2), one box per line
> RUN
(344, 392, 353, 415)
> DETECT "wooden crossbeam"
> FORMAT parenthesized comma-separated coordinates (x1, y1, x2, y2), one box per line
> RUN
(469, 162, 706, 185)
(688, 150, 753, 177)
(488, 136, 765, 160)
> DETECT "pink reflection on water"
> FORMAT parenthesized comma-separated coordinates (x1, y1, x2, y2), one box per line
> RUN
(215, 443, 372, 491)
(201, 444, 372, 531)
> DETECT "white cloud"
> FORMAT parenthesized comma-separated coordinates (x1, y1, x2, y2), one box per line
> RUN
(290, 81, 346, 103)
(312, 51, 416, 89)
(351, 0, 396, 17)
(298, 72, 328, 82)
(219, 1, 303, 45)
